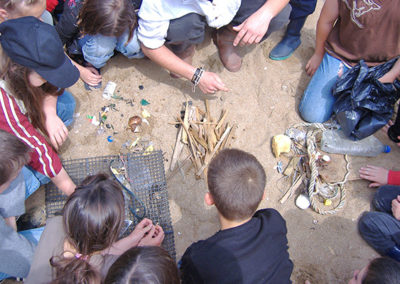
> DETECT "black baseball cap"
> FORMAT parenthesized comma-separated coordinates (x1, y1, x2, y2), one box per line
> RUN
(0, 16, 79, 88)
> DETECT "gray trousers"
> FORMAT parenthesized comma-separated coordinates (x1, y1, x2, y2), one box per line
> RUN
(359, 185, 400, 254)
(165, 0, 291, 54)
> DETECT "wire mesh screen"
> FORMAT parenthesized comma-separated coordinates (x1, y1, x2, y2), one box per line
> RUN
(45, 151, 176, 259)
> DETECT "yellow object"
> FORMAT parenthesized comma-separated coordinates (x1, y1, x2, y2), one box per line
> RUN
(272, 134, 291, 157)
(142, 109, 151, 118)
(324, 199, 332, 206)
(144, 144, 154, 155)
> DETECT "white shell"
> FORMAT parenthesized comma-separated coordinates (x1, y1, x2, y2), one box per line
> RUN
(295, 194, 311, 210)
(321, 155, 331, 162)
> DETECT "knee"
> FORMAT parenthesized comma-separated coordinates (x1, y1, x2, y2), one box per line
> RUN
(358, 212, 379, 237)
(118, 30, 144, 59)
(298, 99, 331, 123)
(59, 91, 76, 110)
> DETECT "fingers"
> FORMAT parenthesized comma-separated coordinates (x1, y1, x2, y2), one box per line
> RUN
(369, 183, 380, 188)
(137, 218, 152, 228)
(232, 24, 244, 46)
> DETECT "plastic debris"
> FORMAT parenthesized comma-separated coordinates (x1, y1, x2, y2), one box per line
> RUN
(324, 199, 332, 206)
(276, 161, 283, 173)
(272, 134, 291, 157)
(138, 85, 144, 90)
(140, 99, 150, 106)
(103, 81, 117, 100)
(142, 109, 151, 118)
(295, 194, 310, 210)
(107, 135, 114, 142)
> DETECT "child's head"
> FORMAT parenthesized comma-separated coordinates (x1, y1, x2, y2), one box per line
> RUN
(0, 17, 79, 134)
(0, 129, 30, 193)
(79, 0, 136, 41)
(349, 257, 400, 284)
(0, 0, 46, 21)
(50, 173, 125, 283)
(104, 246, 180, 284)
(207, 149, 266, 221)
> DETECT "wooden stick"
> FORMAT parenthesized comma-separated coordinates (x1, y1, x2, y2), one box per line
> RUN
(216, 109, 228, 130)
(221, 124, 235, 149)
(181, 101, 189, 144)
(189, 128, 208, 149)
(178, 116, 202, 170)
(196, 126, 232, 176)
(205, 99, 212, 122)
(170, 126, 185, 171)
(280, 173, 304, 204)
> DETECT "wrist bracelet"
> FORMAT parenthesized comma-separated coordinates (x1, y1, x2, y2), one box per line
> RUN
(191, 67, 204, 92)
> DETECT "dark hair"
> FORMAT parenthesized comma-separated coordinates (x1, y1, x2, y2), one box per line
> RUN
(0, 54, 64, 136)
(50, 174, 125, 284)
(0, 129, 30, 185)
(104, 246, 179, 284)
(207, 148, 266, 221)
(78, 0, 136, 44)
(363, 257, 400, 284)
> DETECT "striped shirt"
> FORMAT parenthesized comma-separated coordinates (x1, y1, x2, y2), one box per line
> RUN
(0, 84, 61, 178)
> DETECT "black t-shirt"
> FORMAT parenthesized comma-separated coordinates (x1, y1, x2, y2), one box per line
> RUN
(180, 209, 293, 284)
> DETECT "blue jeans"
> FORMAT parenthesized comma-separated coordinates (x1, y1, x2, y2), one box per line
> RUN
(79, 28, 144, 69)
(299, 53, 350, 123)
(358, 185, 400, 254)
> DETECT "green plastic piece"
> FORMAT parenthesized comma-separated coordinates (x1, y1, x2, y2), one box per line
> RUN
(140, 99, 150, 106)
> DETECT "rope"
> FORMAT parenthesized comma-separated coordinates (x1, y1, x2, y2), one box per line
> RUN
(289, 122, 349, 215)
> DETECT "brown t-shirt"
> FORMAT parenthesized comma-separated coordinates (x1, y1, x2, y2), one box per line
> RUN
(326, 0, 400, 66)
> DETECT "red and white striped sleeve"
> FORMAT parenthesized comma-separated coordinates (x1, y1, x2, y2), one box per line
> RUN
(0, 88, 62, 178)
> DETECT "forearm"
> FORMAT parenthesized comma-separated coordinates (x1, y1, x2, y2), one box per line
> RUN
(386, 58, 400, 81)
(51, 167, 76, 196)
(4, 216, 17, 231)
(141, 44, 196, 81)
(42, 94, 58, 117)
(106, 234, 140, 255)
(314, 0, 339, 55)
(257, 0, 289, 20)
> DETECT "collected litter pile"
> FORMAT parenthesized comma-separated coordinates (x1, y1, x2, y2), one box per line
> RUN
(170, 100, 236, 179)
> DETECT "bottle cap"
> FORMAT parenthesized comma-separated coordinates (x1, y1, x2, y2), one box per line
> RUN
(384, 145, 391, 153)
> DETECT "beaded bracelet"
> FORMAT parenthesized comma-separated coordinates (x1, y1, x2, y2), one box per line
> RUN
(191, 67, 204, 92)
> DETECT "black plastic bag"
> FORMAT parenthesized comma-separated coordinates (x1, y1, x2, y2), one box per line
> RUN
(332, 56, 400, 140)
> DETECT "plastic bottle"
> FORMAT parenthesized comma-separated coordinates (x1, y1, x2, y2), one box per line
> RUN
(320, 129, 391, 157)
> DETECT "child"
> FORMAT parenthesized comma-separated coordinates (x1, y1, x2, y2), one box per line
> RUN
(105, 246, 179, 284)
(348, 257, 400, 284)
(0, 16, 79, 195)
(0, 0, 52, 25)
(138, 0, 291, 94)
(0, 130, 43, 280)
(55, 0, 143, 89)
(26, 173, 165, 283)
(180, 149, 293, 283)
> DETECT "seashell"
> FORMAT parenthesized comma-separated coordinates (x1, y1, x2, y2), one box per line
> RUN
(295, 194, 310, 210)
(128, 116, 142, 132)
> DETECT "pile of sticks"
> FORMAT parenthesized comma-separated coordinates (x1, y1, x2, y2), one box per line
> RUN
(170, 100, 235, 179)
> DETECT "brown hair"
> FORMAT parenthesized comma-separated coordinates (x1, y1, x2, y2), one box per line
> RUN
(363, 257, 400, 284)
(0, 52, 64, 136)
(0, 129, 30, 185)
(78, 0, 137, 44)
(50, 173, 125, 284)
(104, 246, 179, 284)
(207, 149, 266, 221)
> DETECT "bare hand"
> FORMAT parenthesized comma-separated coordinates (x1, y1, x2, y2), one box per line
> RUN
(359, 165, 389, 187)
(45, 114, 68, 150)
(80, 66, 102, 87)
(138, 224, 165, 246)
(392, 196, 400, 220)
(198, 71, 229, 95)
(129, 218, 154, 245)
(305, 53, 324, 76)
(232, 9, 272, 46)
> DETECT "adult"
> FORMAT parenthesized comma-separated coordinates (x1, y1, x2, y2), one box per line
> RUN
(299, 0, 400, 123)
(138, 0, 291, 94)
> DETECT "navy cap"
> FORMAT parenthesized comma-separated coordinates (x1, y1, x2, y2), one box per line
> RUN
(0, 16, 79, 88)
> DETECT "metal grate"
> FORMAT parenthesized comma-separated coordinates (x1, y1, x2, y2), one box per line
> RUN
(45, 151, 176, 259)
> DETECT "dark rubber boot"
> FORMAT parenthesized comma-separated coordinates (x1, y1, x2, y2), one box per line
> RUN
(269, 17, 307, 61)
(386, 245, 400, 262)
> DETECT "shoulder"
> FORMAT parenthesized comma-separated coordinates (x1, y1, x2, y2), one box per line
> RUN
(254, 208, 287, 232)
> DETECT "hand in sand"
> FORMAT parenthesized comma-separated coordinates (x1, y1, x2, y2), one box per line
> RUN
(80, 65, 102, 87)
(138, 224, 165, 246)
(306, 53, 324, 76)
(392, 196, 400, 221)
(45, 114, 68, 150)
(198, 72, 229, 95)
(359, 165, 389, 187)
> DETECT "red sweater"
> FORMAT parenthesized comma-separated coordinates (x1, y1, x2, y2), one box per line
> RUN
(46, 0, 59, 12)
(0, 88, 62, 178)
(388, 170, 400, 186)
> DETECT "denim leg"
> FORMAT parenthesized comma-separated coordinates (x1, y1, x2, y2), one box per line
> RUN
(56, 90, 76, 127)
(19, 227, 44, 246)
(299, 53, 349, 123)
(22, 166, 50, 198)
(373, 185, 400, 213)
(116, 28, 144, 59)
(80, 34, 118, 69)
(359, 211, 400, 254)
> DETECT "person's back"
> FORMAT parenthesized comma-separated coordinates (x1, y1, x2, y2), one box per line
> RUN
(180, 149, 293, 284)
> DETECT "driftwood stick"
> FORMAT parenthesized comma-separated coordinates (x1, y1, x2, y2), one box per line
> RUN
(216, 109, 228, 130)
(196, 126, 232, 176)
(280, 173, 304, 204)
(170, 126, 185, 171)
(178, 116, 201, 170)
